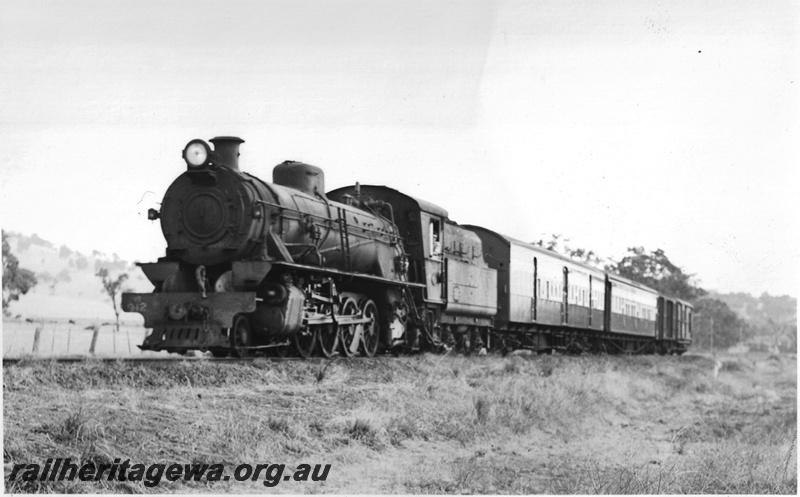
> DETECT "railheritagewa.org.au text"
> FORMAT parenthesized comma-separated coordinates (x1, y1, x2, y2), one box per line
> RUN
(8, 458, 331, 487)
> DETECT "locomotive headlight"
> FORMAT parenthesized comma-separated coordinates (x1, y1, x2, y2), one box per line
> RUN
(182, 139, 211, 168)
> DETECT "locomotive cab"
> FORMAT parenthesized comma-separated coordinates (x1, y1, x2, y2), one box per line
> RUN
(328, 185, 497, 350)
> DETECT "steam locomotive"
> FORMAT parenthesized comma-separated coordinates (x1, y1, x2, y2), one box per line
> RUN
(122, 136, 692, 357)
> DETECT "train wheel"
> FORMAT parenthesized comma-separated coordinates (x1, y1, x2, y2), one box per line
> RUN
(293, 328, 316, 359)
(316, 304, 338, 358)
(420, 311, 438, 350)
(210, 348, 228, 358)
(338, 297, 360, 357)
(230, 315, 252, 359)
(458, 331, 472, 354)
(359, 299, 379, 357)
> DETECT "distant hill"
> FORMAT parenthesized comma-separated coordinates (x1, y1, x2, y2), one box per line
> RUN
(3, 231, 153, 321)
(707, 290, 796, 328)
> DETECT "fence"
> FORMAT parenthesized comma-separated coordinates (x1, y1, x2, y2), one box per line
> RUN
(2, 319, 167, 358)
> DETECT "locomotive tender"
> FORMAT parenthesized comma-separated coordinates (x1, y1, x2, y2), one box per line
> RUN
(122, 136, 691, 357)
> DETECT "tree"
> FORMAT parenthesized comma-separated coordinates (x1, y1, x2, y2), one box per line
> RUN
(96, 268, 129, 353)
(610, 247, 706, 301)
(2, 230, 37, 316)
(75, 255, 88, 271)
(531, 234, 608, 269)
(56, 268, 72, 283)
(59, 244, 72, 259)
(692, 297, 751, 351)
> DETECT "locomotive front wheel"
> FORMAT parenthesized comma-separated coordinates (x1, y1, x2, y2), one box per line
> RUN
(230, 315, 252, 359)
(316, 304, 338, 358)
(338, 298, 360, 357)
(293, 328, 316, 359)
(359, 299, 379, 357)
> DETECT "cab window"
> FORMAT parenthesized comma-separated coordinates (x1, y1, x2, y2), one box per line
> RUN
(429, 219, 442, 256)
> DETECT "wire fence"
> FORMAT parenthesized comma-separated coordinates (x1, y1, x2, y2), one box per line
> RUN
(3, 319, 167, 358)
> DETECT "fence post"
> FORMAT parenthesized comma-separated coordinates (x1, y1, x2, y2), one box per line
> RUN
(32, 323, 42, 355)
(67, 327, 72, 354)
(89, 325, 100, 355)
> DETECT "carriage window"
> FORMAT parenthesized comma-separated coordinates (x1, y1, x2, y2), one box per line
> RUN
(429, 219, 442, 256)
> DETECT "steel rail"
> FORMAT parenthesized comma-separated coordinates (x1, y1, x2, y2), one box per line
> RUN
(1, 356, 314, 366)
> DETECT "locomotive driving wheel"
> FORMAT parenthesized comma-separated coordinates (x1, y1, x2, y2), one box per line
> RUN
(338, 297, 360, 357)
(293, 327, 316, 359)
(230, 314, 252, 359)
(316, 303, 338, 358)
(359, 299, 379, 357)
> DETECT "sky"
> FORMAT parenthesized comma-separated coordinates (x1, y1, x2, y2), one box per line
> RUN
(0, 0, 797, 297)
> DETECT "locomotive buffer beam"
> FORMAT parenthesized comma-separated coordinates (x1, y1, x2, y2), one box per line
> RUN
(122, 292, 256, 329)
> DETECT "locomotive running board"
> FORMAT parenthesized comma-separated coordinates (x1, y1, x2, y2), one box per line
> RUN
(270, 261, 426, 288)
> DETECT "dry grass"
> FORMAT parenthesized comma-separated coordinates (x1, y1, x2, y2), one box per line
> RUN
(3, 352, 796, 493)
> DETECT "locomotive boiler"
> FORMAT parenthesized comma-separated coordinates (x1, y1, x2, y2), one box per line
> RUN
(123, 137, 424, 357)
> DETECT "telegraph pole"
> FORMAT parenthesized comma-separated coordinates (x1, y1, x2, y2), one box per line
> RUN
(709, 315, 714, 354)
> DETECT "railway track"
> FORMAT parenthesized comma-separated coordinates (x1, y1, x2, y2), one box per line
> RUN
(1, 356, 310, 366)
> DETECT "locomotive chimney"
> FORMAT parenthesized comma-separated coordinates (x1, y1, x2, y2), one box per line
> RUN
(210, 136, 244, 172)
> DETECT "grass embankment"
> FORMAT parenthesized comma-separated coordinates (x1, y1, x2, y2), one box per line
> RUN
(3, 352, 797, 494)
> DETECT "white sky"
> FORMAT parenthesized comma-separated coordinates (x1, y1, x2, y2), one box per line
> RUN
(1, 0, 797, 297)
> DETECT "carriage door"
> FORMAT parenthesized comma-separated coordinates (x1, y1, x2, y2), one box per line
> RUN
(687, 308, 693, 340)
(588, 275, 594, 327)
(532, 257, 538, 321)
(665, 300, 674, 339)
(561, 267, 569, 324)
(603, 277, 612, 331)
(422, 213, 444, 303)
